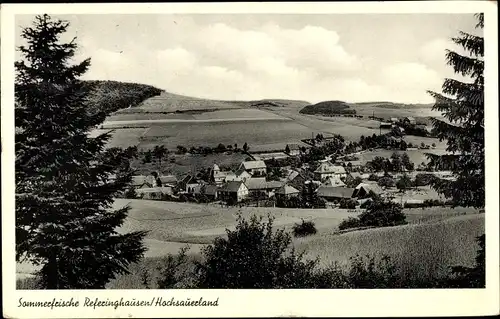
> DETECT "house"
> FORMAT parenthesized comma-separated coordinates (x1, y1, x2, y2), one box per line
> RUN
(316, 186, 355, 202)
(404, 117, 417, 125)
(314, 161, 347, 181)
(285, 144, 302, 156)
(136, 187, 173, 200)
(352, 183, 384, 199)
(158, 175, 178, 187)
(178, 175, 194, 192)
(199, 184, 219, 200)
(286, 170, 307, 192)
(218, 181, 249, 202)
(380, 122, 392, 129)
(131, 175, 156, 189)
(210, 164, 228, 184)
(275, 185, 300, 200)
(322, 175, 346, 187)
(344, 160, 363, 170)
(239, 160, 267, 176)
(224, 168, 252, 183)
(245, 177, 283, 197)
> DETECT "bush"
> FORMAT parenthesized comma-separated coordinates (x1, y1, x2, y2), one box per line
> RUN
(414, 173, 436, 187)
(338, 217, 362, 230)
(339, 198, 358, 209)
(368, 173, 379, 181)
(292, 219, 317, 237)
(194, 214, 322, 288)
(377, 176, 395, 188)
(358, 199, 407, 227)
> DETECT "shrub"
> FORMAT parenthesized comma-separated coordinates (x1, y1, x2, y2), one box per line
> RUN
(338, 217, 362, 231)
(377, 176, 395, 188)
(124, 187, 138, 199)
(358, 199, 407, 227)
(396, 174, 413, 192)
(339, 198, 357, 209)
(292, 219, 317, 237)
(194, 214, 322, 288)
(414, 173, 436, 186)
(368, 173, 379, 181)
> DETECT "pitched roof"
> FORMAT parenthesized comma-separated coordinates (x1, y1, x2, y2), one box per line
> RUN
(180, 175, 194, 185)
(201, 184, 219, 196)
(354, 183, 384, 195)
(314, 162, 346, 174)
(245, 178, 283, 190)
(317, 186, 354, 199)
(275, 185, 300, 195)
(241, 160, 266, 170)
(131, 175, 154, 187)
(212, 163, 220, 171)
(159, 175, 177, 184)
(322, 176, 346, 187)
(220, 181, 245, 192)
(286, 170, 300, 181)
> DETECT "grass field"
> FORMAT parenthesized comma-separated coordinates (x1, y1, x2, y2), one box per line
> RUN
(16, 198, 483, 288)
(296, 213, 484, 282)
(136, 119, 315, 151)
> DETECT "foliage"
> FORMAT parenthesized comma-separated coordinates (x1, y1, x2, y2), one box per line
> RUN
(414, 173, 436, 187)
(339, 199, 407, 230)
(344, 175, 363, 188)
(368, 173, 380, 181)
(299, 100, 356, 116)
(292, 219, 318, 237)
(339, 198, 358, 209)
(15, 14, 147, 288)
(426, 13, 484, 208)
(396, 174, 413, 192)
(194, 214, 322, 288)
(124, 187, 138, 199)
(338, 217, 362, 230)
(377, 176, 395, 188)
(156, 246, 196, 289)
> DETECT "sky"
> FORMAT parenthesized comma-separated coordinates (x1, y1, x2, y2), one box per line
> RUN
(14, 14, 481, 104)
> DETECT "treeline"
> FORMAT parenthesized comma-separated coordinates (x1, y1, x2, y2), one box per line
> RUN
(299, 100, 357, 116)
(83, 80, 163, 115)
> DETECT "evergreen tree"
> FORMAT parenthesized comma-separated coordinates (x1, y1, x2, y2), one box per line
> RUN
(15, 14, 147, 289)
(426, 13, 484, 208)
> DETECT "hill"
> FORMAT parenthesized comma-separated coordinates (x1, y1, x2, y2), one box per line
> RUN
(352, 101, 434, 109)
(114, 90, 311, 114)
(299, 100, 356, 116)
(83, 80, 163, 115)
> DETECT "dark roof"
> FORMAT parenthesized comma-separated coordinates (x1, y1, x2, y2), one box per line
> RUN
(180, 175, 194, 184)
(316, 186, 354, 199)
(159, 175, 177, 184)
(245, 178, 283, 190)
(220, 181, 245, 192)
(275, 185, 300, 195)
(201, 184, 219, 196)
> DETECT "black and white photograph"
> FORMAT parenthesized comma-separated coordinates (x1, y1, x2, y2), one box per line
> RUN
(1, 2, 499, 318)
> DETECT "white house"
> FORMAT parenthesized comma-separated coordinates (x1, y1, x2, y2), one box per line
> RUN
(239, 160, 267, 176)
(218, 181, 249, 202)
(314, 162, 347, 181)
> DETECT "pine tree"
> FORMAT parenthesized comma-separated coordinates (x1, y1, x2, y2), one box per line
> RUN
(426, 13, 484, 208)
(15, 14, 147, 289)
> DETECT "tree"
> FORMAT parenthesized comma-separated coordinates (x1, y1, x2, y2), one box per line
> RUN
(401, 152, 414, 171)
(195, 214, 321, 288)
(153, 145, 167, 171)
(284, 144, 291, 155)
(176, 145, 187, 154)
(243, 142, 249, 152)
(15, 15, 147, 289)
(390, 152, 402, 172)
(396, 174, 413, 193)
(377, 176, 395, 188)
(142, 150, 153, 164)
(358, 199, 407, 228)
(426, 13, 484, 208)
(344, 175, 363, 188)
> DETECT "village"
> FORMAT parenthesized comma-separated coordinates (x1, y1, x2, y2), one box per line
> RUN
(122, 115, 454, 211)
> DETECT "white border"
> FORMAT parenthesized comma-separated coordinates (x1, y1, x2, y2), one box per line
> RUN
(2, 2, 499, 318)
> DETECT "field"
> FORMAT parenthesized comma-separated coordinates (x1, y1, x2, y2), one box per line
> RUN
(16, 198, 483, 288)
(131, 152, 249, 176)
(136, 119, 315, 152)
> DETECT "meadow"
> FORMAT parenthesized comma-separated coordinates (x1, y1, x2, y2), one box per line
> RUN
(136, 119, 315, 152)
(16, 198, 483, 288)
